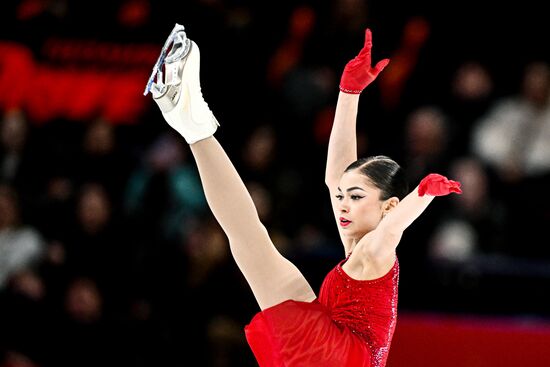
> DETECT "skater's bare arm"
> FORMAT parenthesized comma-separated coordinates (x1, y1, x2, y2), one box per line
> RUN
(326, 29, 389, 246)
(362, 174, 462, 260)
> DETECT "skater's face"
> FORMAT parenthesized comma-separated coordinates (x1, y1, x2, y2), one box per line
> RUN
(336, 171, 387, 239)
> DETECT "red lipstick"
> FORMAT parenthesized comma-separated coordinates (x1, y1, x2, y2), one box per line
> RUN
(339, 217, 351, 227)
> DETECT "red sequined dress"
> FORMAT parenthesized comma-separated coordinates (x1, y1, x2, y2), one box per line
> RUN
(244, 255, 399, 367)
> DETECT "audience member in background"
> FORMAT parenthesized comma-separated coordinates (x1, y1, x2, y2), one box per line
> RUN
(428, 156, 508, 264)
(0, 184, 45, 291)
(48, 276, 126, 367)
(0, 184, 48, 367)
(444, 61, 494, 157)
(471, 61, 550, 258)
(124, 131, 207, 243)
(0, 109, 42, 209)
(61, 182, 129, 313)
(471, 61, 550, 183)
(401, 105, 452, 184)
(75, 117, 131, 201)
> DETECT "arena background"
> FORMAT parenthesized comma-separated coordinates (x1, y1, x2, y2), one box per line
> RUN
(1, 1, 549, 366)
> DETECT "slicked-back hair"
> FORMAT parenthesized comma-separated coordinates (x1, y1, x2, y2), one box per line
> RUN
(344, 156, 409, 201)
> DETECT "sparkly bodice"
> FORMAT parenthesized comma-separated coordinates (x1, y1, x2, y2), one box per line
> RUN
(317, 256, 399, 367)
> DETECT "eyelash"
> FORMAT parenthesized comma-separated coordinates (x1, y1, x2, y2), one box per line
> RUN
(335, 195, 363, 201)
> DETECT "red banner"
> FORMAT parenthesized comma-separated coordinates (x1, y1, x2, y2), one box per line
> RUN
(0, 41, 157, 124)
(387, 313, 550, 367)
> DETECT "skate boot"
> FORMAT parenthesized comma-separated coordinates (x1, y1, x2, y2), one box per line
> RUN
(144, 23, 219, 144)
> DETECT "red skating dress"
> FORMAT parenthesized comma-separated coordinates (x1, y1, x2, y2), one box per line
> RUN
(244, 255, 399, 367)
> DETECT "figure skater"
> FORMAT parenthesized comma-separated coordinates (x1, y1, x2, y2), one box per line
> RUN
(145, 24, 461, 367)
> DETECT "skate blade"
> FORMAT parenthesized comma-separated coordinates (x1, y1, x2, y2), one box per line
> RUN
(143, 23, 192, 97)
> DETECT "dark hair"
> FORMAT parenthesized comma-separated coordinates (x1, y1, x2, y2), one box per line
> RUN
(344, 155, 409, 200)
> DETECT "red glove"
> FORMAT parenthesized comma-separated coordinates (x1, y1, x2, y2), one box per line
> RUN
(339, 28, 390, 94)
(418, 173, 462, 197)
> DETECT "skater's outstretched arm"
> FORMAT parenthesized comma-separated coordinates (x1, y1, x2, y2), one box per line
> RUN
(361, 174, 462, 260)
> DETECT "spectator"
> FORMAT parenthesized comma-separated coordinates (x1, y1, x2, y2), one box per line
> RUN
(428, 156, 508, 264)
(0, 184, 45, 290)
(124, 131, 208, 242)
(401, 105, 452, 183)
(471, 61, 550, 183)
(470, 61, 550, 258)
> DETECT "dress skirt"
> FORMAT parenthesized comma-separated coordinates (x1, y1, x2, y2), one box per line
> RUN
(244, 299, 372, 367)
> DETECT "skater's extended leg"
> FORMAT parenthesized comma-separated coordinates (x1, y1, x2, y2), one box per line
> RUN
(147, 24, 315, 310)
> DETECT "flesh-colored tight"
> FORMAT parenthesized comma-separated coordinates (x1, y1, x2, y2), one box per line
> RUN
(190, 137, 316, 310)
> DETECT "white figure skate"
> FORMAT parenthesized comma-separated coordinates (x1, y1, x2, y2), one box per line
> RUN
(144, 23, 219, 144)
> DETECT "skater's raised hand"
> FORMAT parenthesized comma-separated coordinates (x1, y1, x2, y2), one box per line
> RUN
(339, 28, 390, 94)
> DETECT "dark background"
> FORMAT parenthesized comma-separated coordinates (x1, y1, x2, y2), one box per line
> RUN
(1, 0, 550, 366)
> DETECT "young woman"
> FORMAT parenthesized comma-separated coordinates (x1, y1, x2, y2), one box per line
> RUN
(146, 24, 461, 367)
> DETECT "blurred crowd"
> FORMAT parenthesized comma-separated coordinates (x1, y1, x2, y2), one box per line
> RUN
(1, 0, 550, 366)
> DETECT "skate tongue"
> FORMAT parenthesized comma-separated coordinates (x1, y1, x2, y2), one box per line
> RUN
(144, 23, 190, 97)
